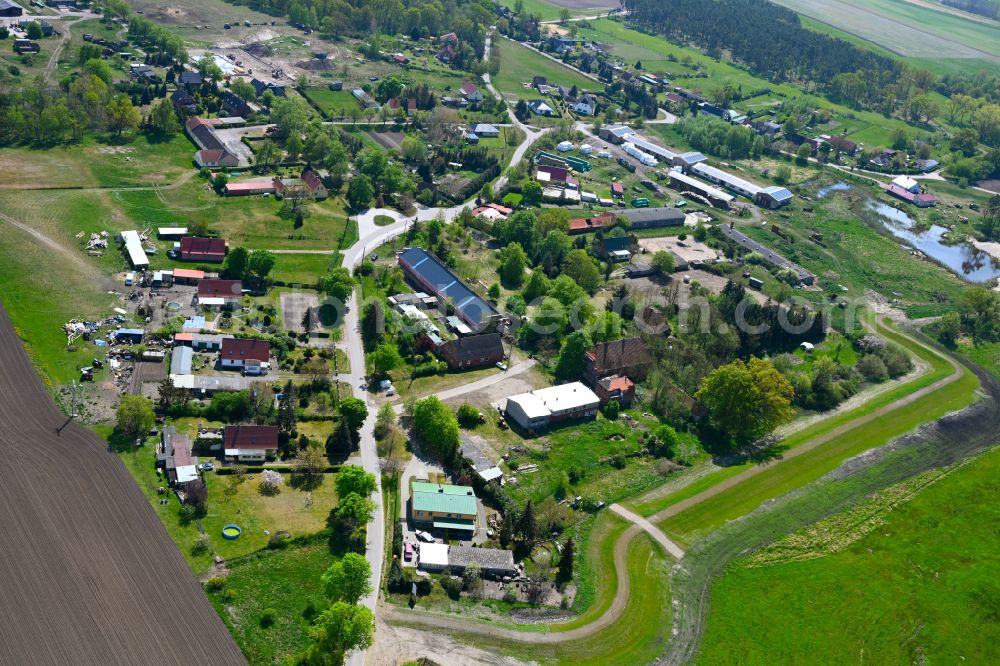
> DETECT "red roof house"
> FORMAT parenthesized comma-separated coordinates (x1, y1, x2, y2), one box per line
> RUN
(568, 212, 616, 234)
(223, 425, 279, 462)
(180, 237, 227, 263)
(220, 338, 270, 368)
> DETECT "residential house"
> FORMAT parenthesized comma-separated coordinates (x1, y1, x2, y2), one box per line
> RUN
(827, 135, 857, 156)
(473, 123, 499, 138)
(527, 99, 555, 117)
(594, 375, 635, 407)
(460, 81, 483, 102)
(595, 235, 635, 261)
(886, 184, 938, 208)
(573, 100, 595, 116)
(129, 64, 159, 83)
(251, 78, 285, 97)
(196, 279, 242, 309)
(171, 89, 197, 114)
(220, 338, 270, 371)
(222, 425, 279, 462)
(436, 44, 456, 63)
(583, 337, 652, 384)
(437, 333, 504, 369)
(891, 175, 921, 194)
(185, 117, 239, 168)
(0, 0, 24, 17)
(916, 159, 939, 173)
(752, 120, 782, 138)
(300, 169, 328, 199)
(157, 426, 202, 496)
(180, 236, 227, 263)
(392, 53, 409, 65)
(221, 91, 252, 118)
(179, 71, 203, 88)
(410, 481, 477, 538)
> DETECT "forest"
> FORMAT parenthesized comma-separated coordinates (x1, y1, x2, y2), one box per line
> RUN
(941, 0, 1000, 19)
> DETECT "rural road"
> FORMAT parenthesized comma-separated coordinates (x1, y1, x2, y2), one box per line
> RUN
(610, 503, 685, 559)
(0, 306, 246, 665)
(390, 359, 537, 415)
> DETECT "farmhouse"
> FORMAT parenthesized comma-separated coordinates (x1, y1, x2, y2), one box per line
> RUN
(886, 184, 938, 208)
(436, 332, 504, 369)
(185, 117, 239, 168)
(505, 382, 600, 431)
(197, 279, 243, 309)
(891, 175, 921, 194)
(460, 81, 483, 102)
(179, 236, 227, 263)
(398, 247, 499, 330)
(220, 338, 269, 371)
(157, 427, 201, 493)
(594, 375, 636, 407)
(583, 337, 652, 384)
(223, 425, 279, 462)
(620, 206, 686, 229)
(472, 123, 499, 138)
(410, 481, 478, 538)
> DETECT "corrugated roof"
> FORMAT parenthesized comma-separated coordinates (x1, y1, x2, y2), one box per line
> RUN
(411, 482, 478, 516)
(398, 248, 497, 327)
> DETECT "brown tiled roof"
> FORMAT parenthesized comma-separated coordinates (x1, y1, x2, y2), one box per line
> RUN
(180, 236, 226, 256)
(198, 279, 242, 298)
(586, 337, 651, 374)
(220, 338, 270, 363)
(598, 375, 633, 392)
(441, 333, 503, 363)
(223, 425, 278, 450)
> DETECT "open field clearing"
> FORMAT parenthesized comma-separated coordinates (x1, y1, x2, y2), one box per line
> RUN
(501, 0, 617, 21)
(0, 135, 194, 190)
(0, 307, 244, 664)
(493, 38, 599, 101)
(699, 446, 1000, 664)
(772, 0, 1000, 61)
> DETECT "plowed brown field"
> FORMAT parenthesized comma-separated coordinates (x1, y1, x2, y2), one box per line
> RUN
(0, 305, 246, 665)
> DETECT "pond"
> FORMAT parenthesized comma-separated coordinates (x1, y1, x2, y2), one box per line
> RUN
(818, 183, 1000, 283)
(866, 200, 1000, 284)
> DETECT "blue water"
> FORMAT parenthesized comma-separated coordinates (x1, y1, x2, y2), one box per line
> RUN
(816, 182, 851, 198)
(866, 200, 1000, 284)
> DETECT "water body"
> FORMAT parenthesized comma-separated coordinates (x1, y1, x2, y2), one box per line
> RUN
(818, 183, 1000, 284)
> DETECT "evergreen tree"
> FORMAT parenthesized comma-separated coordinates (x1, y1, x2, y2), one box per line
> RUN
(516, 500, 537, 544)
(557, 537, 575, 585)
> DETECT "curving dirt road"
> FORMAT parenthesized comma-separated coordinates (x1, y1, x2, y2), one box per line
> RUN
(0, 305, 245, 665)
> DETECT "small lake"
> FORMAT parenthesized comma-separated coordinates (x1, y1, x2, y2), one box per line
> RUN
(817, 183, 1000, 284)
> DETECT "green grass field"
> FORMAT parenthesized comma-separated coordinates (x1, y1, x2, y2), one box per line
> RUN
(493, 38, 599, 101)
(651, 324, 979, 545)
(207, 541, 336, 665)
(501, 0, 616, 21)
(698, 445, 1000, 665)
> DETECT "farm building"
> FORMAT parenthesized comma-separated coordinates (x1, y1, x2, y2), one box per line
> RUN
(599, 125, 634, 144)
(718, 225, 815, 285)
(626, 134, 677, 163)
(584, 337, 652, 384)
(120, 230, 149, 269)
(690, 163, 792, 208)
(170, 346, 193, 375)
(157, 427, 201, 492)
(0, 0, 24, 16)
(220, 338, 269, 370)
(157, 227, 188, 239)
(667, 169, 734, 209)
(170, 373, 253, 395)
(436, 333, 504, 369)
(223, 425, 279, 462)
(886, 184, 938, 208)
(172, 268, 204, 284)
(505, 382, 600, 431)
(568, 212, 616, 234)
(113, 328, 145, 344)
(672, 151, 708, 170)
(410, 482, 478, 538)
(398, 247, 499, 330)
(620, 207, 685, 229)
(185, 117, 240, 168)
(224, 178, 277, 197)
(596, 235, 635, 261)
(196, 279, 242, 309)
(891, 175, 921, 194)
(179, 236, 227, 263)
(417, 544, 516, 578)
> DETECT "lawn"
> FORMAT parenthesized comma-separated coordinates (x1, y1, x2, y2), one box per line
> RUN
(301, 87, 361, 118)
(699, 445, 1000, 665)
(493, 38, 599, 101)
(200, 469, 340, 559)
(207, 541, 336, 665)
(652, 323, 980, 545)
(271, 253, 344, 285)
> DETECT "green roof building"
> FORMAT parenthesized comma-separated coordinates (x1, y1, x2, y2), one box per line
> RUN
(410, 482, 478, 536)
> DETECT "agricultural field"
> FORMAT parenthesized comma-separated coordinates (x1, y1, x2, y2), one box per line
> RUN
(699, 446, 1000, 665)
(502, 0, 618, 21)
(772, 0, 1000, 65)
(493, 38, 600, 101)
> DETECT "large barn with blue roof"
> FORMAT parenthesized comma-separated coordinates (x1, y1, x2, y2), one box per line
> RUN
(397, 247, 499, 331)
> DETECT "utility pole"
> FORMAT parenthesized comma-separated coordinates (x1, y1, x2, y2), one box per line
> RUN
(57, 381, 78, 435)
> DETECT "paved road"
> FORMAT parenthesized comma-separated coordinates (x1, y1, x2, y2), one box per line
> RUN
(0, 306, 246, 665)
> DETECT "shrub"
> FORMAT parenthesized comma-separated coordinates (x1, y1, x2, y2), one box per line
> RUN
(441, 575, 464, 599)
(205, 577, 227, 592)
(456, 403, 481, 428)
(191, 534, 210, 556)
(857, 354, 889, 382)
(259, 608, 276, 628)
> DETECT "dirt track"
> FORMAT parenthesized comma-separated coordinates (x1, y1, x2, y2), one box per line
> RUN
(0, 305, 245, 665)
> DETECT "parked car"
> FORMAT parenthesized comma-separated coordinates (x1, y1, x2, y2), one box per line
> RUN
(404, 543, 414, 561)
(415, 530, 434, 543)
(496, 362, 508, 371)
(199, 462, 214, 472)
